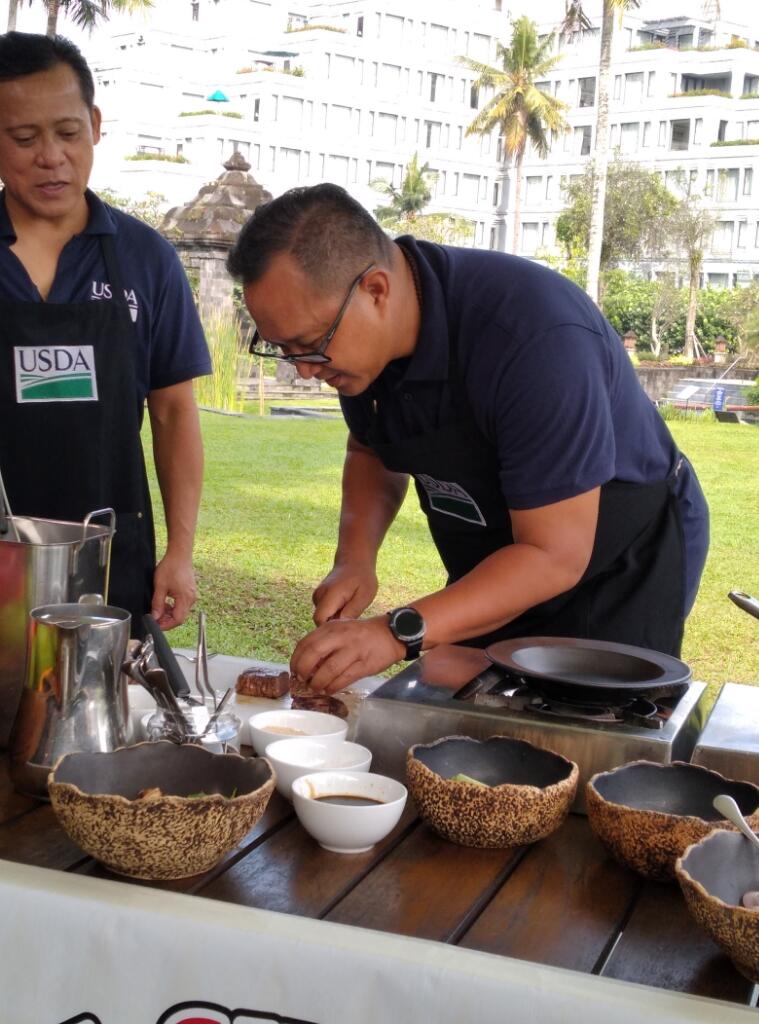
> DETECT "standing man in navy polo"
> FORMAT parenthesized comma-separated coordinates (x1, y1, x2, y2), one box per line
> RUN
(0, 32, 211, 630)
(229, 184, 710, 693)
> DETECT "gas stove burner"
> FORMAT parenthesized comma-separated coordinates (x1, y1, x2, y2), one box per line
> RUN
(525, 693, 665, 730)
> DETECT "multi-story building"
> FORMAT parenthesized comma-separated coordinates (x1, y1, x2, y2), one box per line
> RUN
(88, 0, 509, 249)
(82, 0, 759, 282)
(518, 9, 759, 284)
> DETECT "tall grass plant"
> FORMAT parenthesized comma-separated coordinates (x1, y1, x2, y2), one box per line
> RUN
(195, 309, 252, 414)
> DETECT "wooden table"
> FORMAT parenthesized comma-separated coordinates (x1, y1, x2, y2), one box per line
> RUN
(0, 755, 754, 1010)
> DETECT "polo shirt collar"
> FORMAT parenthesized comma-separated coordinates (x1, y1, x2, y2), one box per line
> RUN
(392, 235, 450, 385)
(0, 187, 117, 241)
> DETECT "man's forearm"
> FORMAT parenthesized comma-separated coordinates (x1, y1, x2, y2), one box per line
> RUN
(147, 384, 204, 558)
(334, 439, 408, 567)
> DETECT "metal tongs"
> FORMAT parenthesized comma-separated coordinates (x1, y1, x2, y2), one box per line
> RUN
(195, 611, 217, 710)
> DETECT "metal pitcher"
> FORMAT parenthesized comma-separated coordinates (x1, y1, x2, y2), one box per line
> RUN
(0, 509, 115, 746)
(9, 603, 131, 798)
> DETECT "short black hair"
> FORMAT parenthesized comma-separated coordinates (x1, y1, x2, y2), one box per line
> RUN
(227, 183, 394, 293)
(0, 32, 95, 109)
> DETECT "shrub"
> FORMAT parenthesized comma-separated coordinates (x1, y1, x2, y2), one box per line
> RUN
(125, 152, 189, 163)
(658, 405, 717, 423)
(711, 138, 759, 147)
(746, 377, 759, 405)
(194, 309, 252, 414)
(179, 109, 218, 117)
(669, 89, 732, 98)
(222, 111, 243, 118)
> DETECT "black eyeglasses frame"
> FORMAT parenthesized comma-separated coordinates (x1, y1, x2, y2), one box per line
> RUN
(248, 262, 376, 363)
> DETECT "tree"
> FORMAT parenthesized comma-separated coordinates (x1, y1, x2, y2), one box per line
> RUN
(372, 152, 433, 225)
(96, 188, 167, 229)
(459, 16, 568, 255)
(555, 158, 678, 290)
(43, 0, 152, 37)
(666, 197, 715, 359)
(7, 1, 21, 31)
(372, 155, 474, 244)
(560, 1, 642, 305)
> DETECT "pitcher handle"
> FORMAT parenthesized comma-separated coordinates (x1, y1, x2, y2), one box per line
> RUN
(73, 508, 116, 601)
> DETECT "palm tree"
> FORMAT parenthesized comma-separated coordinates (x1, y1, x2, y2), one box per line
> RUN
(666, 197, 715, 360)
(372, 152, 434, 226)
(459, 16, 567, 255)
(43, 0, 153, 37)
(561, 1, 641, 305)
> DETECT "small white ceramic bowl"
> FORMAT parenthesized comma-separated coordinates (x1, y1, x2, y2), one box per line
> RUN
(291, 770, 407, 853)
(248, 709, 348, 756)
(265, 738, 372, 800)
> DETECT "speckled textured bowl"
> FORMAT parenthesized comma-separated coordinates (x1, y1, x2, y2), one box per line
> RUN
(677, 829, 759, 983)
(586, 760, 759, 881)
(48, 741, 275, 880)
(406, 735, 578, 849)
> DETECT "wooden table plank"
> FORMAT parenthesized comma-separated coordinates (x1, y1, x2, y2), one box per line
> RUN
(0, 760, 37, 826)
(198, 804, 418, 916)
(601, 879, 755, 1004)
(325, 821, 525, 942)
(0, 803, 87, 869)
(458, 815, 640, 974)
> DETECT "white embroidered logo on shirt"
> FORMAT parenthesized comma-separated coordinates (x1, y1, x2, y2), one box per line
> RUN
(14, 346, 98, 402)
(416, 474, 487, 526)
(91, 281, 139, 322)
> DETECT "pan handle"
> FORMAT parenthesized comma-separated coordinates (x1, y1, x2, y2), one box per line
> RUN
(729, 591, 759, 621)
(453, 665, 523, 701)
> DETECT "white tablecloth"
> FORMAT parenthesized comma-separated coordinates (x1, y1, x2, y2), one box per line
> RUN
(1, 860, 755, 1024)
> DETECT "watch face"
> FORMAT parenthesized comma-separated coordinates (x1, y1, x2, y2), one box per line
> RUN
(392, 607, 424, 641)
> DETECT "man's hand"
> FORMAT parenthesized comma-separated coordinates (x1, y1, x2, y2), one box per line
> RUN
(290, 616, 405, 694)
(151, 550, 197, 629)
(312, 563, 378, 624)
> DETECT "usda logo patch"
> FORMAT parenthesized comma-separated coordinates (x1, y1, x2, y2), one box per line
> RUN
(14, 345, 98, 403)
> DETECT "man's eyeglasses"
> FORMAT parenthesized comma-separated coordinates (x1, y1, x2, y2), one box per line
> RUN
(248, 263, 375, 364)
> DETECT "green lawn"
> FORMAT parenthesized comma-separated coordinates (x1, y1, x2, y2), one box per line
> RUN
(149, 414, 759, 691)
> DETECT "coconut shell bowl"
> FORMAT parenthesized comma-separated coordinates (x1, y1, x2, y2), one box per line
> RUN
(586, 760, 759, 881)
(406, 735, 578, 849)
(48, 741, 275, 880)
(676, 829, 759, 984)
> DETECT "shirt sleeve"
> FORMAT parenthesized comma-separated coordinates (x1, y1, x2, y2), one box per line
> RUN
(147, 245, 212, 392)
(474, 322, 617, 509)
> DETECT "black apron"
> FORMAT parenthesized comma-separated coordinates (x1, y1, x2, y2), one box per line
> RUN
(366, 277, 686, 658)
(0, 234, 155, 631)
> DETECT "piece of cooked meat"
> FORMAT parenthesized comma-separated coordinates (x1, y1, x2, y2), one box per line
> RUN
(290, 693, 349, 719)
(235, 667, 291, 699)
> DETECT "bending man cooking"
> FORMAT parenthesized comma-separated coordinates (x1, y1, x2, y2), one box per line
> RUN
(228, 184, 709, 692)
(0, 33, 211, 631)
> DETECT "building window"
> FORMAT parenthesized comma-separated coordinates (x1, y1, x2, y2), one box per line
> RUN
(712, 220, 734, 252)
(357, 15, 364, 37)
(717, 168, 739, 202)
(470, 83, 479, 109)
(705, 169, 715, 196)
(620, 122, 639, 153)
(737, 221, 748, 247)
(744, 168, 753, 196)
(253, 98, 260, 122)
(613, 75, 622, 100)
(642, 122, 652, 147)
(670, 119, 690, 151)
(191, 2, 199, 22)
(718, 120, 728, 143)
(658, 121, 667, 146)
(525, 175, 542, 203)
(545, 175, 552, 199)
(578, 77, 595, 107)
(575, 125, 592, 155)
(424, 120, 442, 148)
(429, 72, 442, 102)
(521, 222, 540, 254)
(624, 72, 643, 104)
(647, 71, 656, 96)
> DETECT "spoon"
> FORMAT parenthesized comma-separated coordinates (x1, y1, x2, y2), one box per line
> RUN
(713, 794, 759, 853)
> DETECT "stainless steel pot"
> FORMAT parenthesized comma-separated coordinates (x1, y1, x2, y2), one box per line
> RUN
(9, 603, 131, 798)
(0, 509, 115, 746)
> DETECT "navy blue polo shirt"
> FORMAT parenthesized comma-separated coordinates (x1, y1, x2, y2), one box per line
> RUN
(0, 189, 211, 403)
(341, 236, 709, 612)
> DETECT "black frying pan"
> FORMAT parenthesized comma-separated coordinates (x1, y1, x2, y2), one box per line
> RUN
(485, 636, 692, 705)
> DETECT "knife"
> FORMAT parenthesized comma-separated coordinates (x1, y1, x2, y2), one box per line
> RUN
(142, 613, 193, 700)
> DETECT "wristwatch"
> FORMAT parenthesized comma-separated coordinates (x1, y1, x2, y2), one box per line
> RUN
(387, 606, 425, 660)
